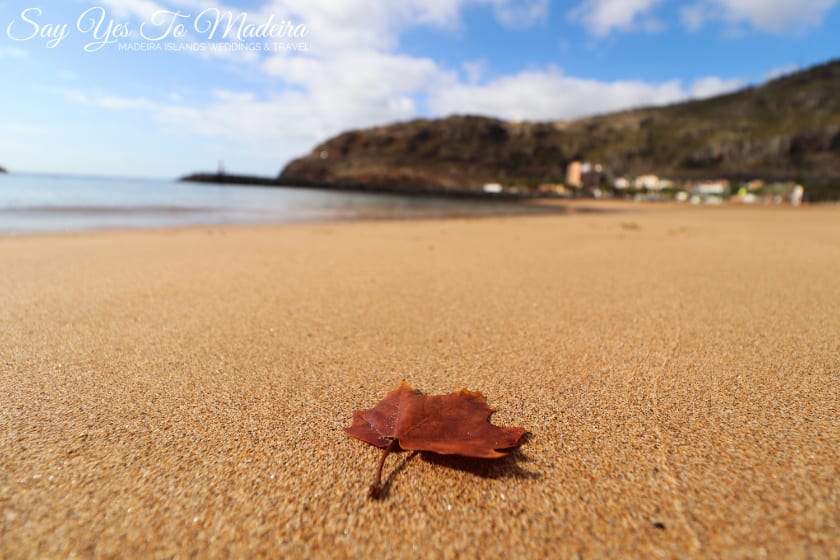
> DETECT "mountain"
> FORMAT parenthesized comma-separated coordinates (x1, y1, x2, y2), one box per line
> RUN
(0, 165, 6, 174)
(279, 60, 840, 192)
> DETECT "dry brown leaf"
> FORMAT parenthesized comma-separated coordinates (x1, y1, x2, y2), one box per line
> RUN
(345, 381, 526, 498)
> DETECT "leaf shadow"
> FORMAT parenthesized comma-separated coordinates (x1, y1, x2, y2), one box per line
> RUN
(370, 435, 539, 500)
(418, 444, 540, 481)
(373, 445, 538, 500)
(373, 450, 420, 500)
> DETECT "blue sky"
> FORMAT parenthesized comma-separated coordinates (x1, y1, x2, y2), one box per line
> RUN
(0, 0, 838, 178)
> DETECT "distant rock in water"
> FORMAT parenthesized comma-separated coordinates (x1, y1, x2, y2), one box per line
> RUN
(180, 172, 281, 187)
(0, 165, 7, 174)
(178, 171, 525, 199)
(279, 59, 840, 191)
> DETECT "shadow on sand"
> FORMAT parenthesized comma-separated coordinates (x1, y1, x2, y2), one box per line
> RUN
(373, 434, 539, 499)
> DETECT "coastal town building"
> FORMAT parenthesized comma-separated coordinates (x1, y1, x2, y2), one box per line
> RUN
(566, 161, 607, 190)
(581, 163, 604, 185)
(565, 161, 582, 188)
(634, 174, 661, 190)
(564, 164, 807, 205)
(791, 184, 804, 206)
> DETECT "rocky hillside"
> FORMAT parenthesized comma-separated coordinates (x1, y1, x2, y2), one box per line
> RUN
(279, 59, 840, 191)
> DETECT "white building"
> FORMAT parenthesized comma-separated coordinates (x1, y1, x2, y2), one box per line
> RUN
(634, 174, 661, 190)
(693, 180, 730, 195)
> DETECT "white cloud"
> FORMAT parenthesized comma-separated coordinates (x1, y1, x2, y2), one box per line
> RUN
(57, 0, 555, 171)
(0, 122, 57, 137)
(246, 0, 553, 142)
(427, 67, 695, 121)
(462, 59, 488, 84)
(764, 64, 799, 80)
(689, 76, 744, 98)
(88, 0, 474, 67)
(263, 49, 453, 142)
(95, 95, 157, 110)
(262, 0, 403, 51)
(0, 46, 28, 59)
(680, 3, 709, 30)
(170, 0, 547, 54)
(428, 68, 748, 120)
(264, 50, 443, 92)
(65, 88, 314, 166)
(67, 53, 441, 169)
(681, 0, 838, 32)
(493, 0, 549, 28)
(88, 0, 548, 67)
(569, 0, 664, 36)
(97, 0, 168, 20)
(252, 0, 536, 52)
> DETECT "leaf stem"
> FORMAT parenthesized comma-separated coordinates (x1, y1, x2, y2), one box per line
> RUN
(368, 439, 396, 499)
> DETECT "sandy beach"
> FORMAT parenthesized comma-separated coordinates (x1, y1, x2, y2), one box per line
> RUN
(1, 202, 838, 558)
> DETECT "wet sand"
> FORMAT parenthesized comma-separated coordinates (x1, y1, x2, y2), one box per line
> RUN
(1, 203, 838, 557)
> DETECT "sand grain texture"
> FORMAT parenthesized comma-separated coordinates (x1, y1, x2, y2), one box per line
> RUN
(1, 204, 838, 558)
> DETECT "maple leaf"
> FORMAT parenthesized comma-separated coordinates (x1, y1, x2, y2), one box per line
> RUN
(345, 381, 526, 498)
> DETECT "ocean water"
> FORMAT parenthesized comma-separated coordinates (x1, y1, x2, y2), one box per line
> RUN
(0, 173, 553, 234)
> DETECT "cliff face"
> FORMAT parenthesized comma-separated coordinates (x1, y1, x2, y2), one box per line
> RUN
(280, 117, 568, 189)
(280, 60, 840, 190)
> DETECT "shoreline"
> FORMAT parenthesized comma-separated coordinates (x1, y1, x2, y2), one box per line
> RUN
(0, 198, 628, 237)
(6, 197, 834, 237)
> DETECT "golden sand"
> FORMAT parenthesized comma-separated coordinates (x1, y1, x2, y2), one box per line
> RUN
(1, 203, 838, 558)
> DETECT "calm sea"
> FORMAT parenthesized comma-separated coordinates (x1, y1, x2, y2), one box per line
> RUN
(0, 173, 554, 234)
